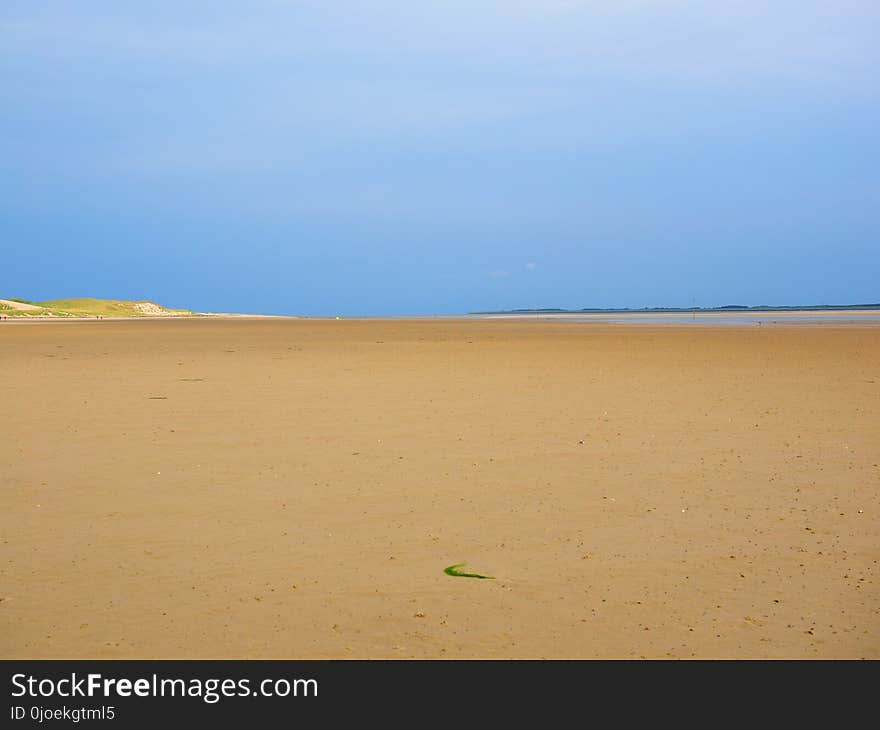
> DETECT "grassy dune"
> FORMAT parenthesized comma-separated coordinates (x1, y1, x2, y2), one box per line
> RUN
(0, 297, 195, 317)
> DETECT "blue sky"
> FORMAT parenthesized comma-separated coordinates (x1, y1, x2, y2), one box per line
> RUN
(2, 1, 878, 315)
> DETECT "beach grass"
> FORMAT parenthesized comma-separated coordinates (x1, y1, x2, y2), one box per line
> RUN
(0, 297, 195, 317)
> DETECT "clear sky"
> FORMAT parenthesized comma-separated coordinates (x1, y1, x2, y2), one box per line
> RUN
(2, 1, 878, 315)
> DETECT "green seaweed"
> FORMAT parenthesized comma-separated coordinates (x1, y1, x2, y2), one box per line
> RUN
(444, 563, 495, 580)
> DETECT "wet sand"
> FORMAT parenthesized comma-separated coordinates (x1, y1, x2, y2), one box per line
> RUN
(1, 318, 877, 658)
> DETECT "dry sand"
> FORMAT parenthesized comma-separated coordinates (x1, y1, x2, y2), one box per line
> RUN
(1, 318, 877, 658)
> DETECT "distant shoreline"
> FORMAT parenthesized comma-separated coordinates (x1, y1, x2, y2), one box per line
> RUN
(4, 296, 878, 321)
(0, 313, 297, 321)
(470, 304, 880, 315)
(3, 309, 880, 325)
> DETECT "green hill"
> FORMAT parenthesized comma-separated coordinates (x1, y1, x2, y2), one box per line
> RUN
(0, 297, 195, 317)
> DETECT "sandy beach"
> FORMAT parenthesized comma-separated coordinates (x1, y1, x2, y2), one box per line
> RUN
(1, 318, 877, 658)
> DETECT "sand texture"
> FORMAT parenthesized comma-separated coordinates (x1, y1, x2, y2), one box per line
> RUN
(1, 318, 877, 658)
